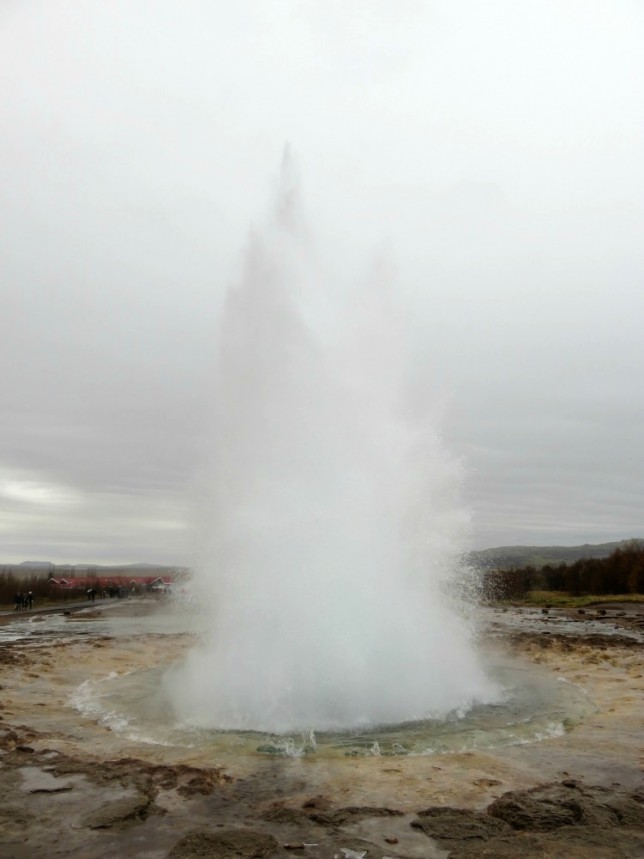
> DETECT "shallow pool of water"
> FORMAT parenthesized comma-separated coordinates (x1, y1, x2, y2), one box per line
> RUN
(71, 654, 595, 760)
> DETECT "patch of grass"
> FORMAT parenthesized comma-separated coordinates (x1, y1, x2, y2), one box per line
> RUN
(516, 591, 644, 608)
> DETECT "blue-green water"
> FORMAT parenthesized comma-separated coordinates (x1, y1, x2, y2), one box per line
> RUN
(71, 654, 596, 759)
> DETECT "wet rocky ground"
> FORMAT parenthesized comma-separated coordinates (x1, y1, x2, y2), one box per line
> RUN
(1, 734, 642, 858)
(0, 601, 642, 858)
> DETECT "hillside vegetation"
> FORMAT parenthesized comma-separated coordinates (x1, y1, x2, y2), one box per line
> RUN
(482, 541, 644, 601)
(469, 538, 644, 571)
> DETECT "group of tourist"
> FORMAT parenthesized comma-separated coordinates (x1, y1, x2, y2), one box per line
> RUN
(14, 591, 34, 611)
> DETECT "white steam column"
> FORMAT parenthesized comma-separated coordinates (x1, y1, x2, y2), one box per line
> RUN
(168, 156, 495, 732)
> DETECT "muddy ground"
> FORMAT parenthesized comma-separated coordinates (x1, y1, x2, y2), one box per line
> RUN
(0, 601, 642, 858)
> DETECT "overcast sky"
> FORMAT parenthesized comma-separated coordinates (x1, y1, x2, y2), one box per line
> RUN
(2, 1, 643, 564)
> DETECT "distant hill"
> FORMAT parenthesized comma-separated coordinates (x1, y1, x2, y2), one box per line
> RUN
(19, 561, 55, 568)
(1, 562, 183, 580)
(7, 540, 644, 578)
(468, 538, 644, 571)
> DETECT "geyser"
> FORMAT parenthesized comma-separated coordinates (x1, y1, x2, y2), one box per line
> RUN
(169, 158, 496, 733)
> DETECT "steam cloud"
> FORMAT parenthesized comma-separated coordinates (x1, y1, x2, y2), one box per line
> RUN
(166, 159, 496, 732)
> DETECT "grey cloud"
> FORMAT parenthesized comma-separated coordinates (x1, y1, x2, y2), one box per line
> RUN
(1, 0, 643, 562)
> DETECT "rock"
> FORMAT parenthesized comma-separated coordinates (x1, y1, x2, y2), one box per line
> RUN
(450, 826, 644, 858)
(262, 807, 315, 826)
(301, 796, 330, 810)
(411, 807, 511, 845)
(487, 781, 644, 832)
(169, 830, 279, 859)
(326, 806, 405, 826)
(265, 804, 403, 829)
(177, 771, 224, 796)
(82, 794, 151, 829)
(411, 783, 644, 857)
(0, 729, 19, 749)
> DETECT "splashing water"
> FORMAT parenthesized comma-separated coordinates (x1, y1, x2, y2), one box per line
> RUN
(167, 157, 497, 733)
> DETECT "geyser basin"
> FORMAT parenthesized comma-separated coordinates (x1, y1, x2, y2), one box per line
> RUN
(74, 656, 595, 759)
(168, 158, 497, 731)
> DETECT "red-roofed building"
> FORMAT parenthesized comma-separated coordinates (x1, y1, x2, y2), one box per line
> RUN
(49, 575, 173, 592)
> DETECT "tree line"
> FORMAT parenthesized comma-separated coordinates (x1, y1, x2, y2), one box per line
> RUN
(482, 542, 644, 601)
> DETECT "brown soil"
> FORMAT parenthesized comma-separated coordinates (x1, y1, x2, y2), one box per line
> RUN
(0, 608, 642, 858)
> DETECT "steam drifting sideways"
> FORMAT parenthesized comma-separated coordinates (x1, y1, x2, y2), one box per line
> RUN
(167, 157, 497, 733)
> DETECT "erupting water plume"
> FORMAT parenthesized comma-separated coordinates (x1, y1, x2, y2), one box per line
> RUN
(168, 156, 496, 733)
